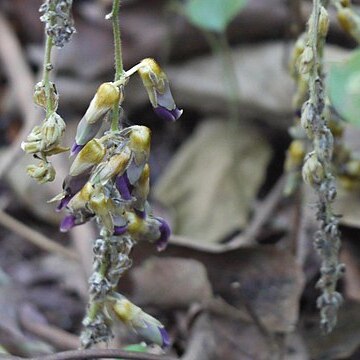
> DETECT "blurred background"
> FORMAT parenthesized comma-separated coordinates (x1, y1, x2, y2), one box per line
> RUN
(1, 0, 360, 359)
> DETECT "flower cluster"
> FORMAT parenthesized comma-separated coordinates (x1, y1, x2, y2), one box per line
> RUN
(52, 58, 181, 348)
(39, 0, 76, 48)
(22, 81, 68, 183)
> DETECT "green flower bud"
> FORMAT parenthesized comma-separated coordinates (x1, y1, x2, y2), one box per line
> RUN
(26, 161, 56, 184)
(298, 46, 314, 74)
(41, 112, 66, 150)
(319, 6, 329, 38)
(33, 81, 59, 110)
(302, 152, 325, 186)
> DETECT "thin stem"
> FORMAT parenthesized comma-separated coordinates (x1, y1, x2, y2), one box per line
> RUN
(110, 0, 125, 132)
(0, 209, 77, 260)
(204, 31, 240, 126)
(43, 30, 54, 119)
(0, 349, 177, 360)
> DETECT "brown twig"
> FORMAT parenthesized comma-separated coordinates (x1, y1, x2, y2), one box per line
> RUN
(0, 349, 177, 360)
(169, 175, 286, 253)
(0, 11, 39, 179)
(0, 209, 77, 260)
(19, 312, 79, 351)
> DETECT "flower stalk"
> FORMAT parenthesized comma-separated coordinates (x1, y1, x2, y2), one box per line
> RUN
(109, 0, 125, 132)
(300, 0, 344, 334)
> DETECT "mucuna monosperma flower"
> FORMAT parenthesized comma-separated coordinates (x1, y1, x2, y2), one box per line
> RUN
(52, 59, 181, 347)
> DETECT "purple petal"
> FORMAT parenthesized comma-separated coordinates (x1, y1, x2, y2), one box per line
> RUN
(70, 142, 84, 156)
(60, 215, 76, 232)
(63, 172, 90, 197)
(159, 327, 170, 348)
(156, 218, 171, 252)
(113, 225, 128, 236)
(115, 174, 132, 200)
(56, 195, 72, 212)
(134, 209, 146, 219)
(154, 106, 183, 122)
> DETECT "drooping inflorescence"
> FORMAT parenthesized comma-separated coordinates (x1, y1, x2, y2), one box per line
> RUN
(52, 57, 181, 348)
(23, 0, 181, 350)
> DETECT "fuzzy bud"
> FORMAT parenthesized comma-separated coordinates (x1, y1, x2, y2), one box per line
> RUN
(27, 161, 56, 184)
(285, 140, 306, 171)
(73, 83, 122, 153)
(319, 6, 329, 38)
(70, 139, 106, 176)
(138, 58, 182, 121)
(299, 46, 314, 74)
(41, 112, 66, 149)
(33, 81, 59, 110)
(94, 147, 131, 185)
(111, 296, 169, 348)
(302, 152, 325, 186)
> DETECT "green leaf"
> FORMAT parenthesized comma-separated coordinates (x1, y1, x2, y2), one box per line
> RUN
(119, 343, 148, 360)
(328, 49, 360, 126)
(184, 0, 247, 33)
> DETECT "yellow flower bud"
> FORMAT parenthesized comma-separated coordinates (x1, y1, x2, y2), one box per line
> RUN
(70, 139, 106, 176)
(89, 189, 113, 232)
(95, 147, 131, 184)
(285, 140, 306, 171)
(138, 58, 166, 107)
(128, 126, 151, 165)
(83, 82, 121, 125)
(345, 159, 360, 177)
(337, 7, 360, 40)
(110, 296, 169, 348)
(68, 182, 93, 211)
(41, 113, 66, 150)
(319, 6, 329, 38)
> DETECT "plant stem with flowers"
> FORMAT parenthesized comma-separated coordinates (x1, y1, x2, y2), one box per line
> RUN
(48, 0, 183, 349)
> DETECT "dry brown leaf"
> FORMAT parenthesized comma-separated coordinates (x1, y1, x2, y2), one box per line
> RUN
(130, 257, 212, 308)
(154, 119, 271, 244)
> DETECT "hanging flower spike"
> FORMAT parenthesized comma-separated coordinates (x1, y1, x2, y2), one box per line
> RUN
(71, 82, 122, 155)
(138, 58, 182, 122)
(111, 296, 170, 348)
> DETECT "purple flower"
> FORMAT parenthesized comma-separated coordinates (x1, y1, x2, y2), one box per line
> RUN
(154, 106, 183, 122)
(56, 195, 71, 211)
(136, 322, 170, 349)
(60, 215, 76, 232)
(70, 142, 84, 156)
(156, 218, 171, 252)
(159, 326, 170, 348)
(115, 174, 133, 201)
(113, 225, 128, 236)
